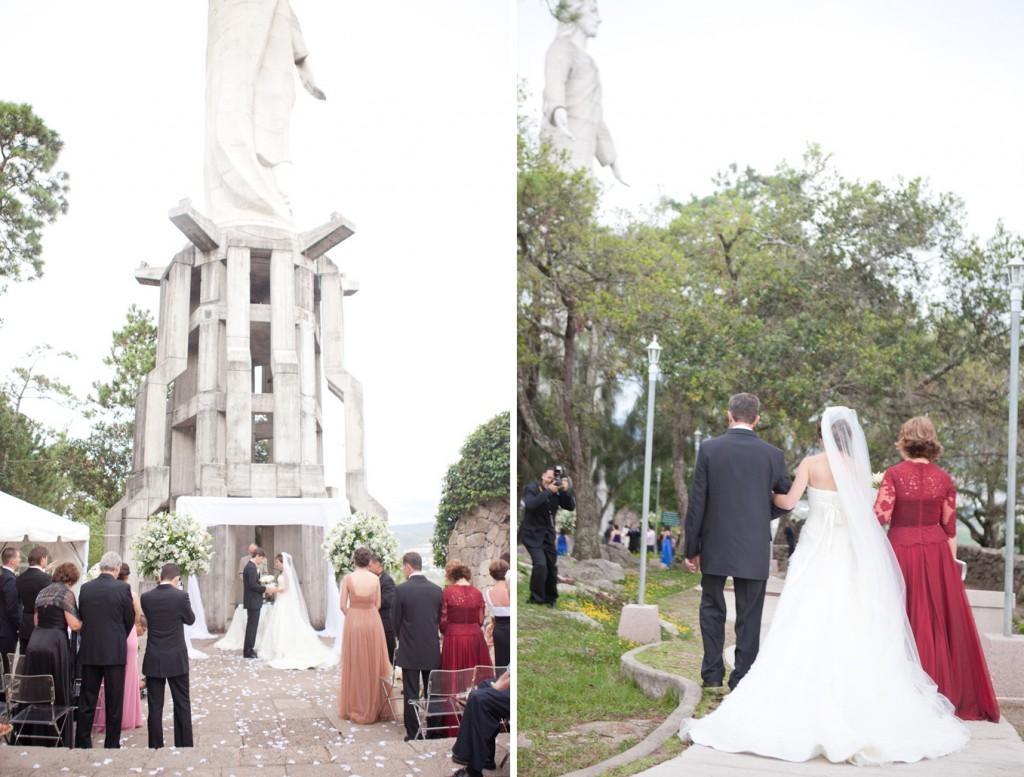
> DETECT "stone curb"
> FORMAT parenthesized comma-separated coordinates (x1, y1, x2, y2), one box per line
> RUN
(557, 642, 702, 777)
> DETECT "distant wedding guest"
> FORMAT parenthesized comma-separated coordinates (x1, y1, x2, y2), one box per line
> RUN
(783, 523, 796, 557)
(141, 563, 196, 748)
(484, 560, 510, 669)
(338, 547, 392, 724)
(603, 523, 613, 544)
(22, 561, 81, 747)
(610, 524, 623, 544)
(645, 526, 656, 555)
(556, 528, 570, 556)
(95, 563, 145, 733)
(17, 545, 50, 651)
(440, 560, 492, 736)
(0, 547, 22, 673)
(450, 670, 511, 777)
(393, 551, 443, 740)
(874, 416, 1000, 722)
(368, 552, 397, 665)
(76, 551, 135, 749)
(627, 524, 641, 553)
(660, 527, 675, 568)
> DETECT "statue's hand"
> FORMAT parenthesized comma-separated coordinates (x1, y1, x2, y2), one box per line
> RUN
(552, 107, 575, 141)
(611, 159, 630, 186)
(298, 61, 326, 100)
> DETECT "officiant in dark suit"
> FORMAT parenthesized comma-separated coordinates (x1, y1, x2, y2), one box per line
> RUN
(684, 393, 791, 691)
(141, 563, 196, 748)
(17, 546, 50, 651)
(242, 548, 267, 658)
(369, 553, 397, 664)
(76, 551, 136, 748)
(393, 551, 442, 740)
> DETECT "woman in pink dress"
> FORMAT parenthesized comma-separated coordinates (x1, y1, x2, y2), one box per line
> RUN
(94, 563, 145, 733)
(874, 416, 1000, 722)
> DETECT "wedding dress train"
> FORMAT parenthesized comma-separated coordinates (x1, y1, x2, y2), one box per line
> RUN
(680, 407, 970, 765)
(259, 553, 338, 670)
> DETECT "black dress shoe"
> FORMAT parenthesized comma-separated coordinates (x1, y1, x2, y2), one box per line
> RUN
(453, 768, 482, 777)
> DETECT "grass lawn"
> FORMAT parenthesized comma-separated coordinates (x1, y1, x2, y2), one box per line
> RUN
(517, 562, 704, 777)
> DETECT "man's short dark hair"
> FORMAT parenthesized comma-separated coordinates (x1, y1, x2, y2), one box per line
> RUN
(369, 553, 383, 565)
(160, 563, 181, 581)
(27, 545, 48, 566)
(251, 547, 266, 559)
(728, 393, 761, 424)
(2, 547, 20, 565)
(402, 551, 423, 571)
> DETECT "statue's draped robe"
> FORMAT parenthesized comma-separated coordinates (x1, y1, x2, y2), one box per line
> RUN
(541, 36, 617, 171)
(205, 0, 308, 226)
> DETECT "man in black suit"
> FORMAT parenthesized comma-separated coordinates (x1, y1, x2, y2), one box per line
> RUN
(684, 393, 791, 692)
(519, 467, 575, 607)
(141, 563, 196, 748)
(392, 551, 442, 740)
(451, 671, 511, 777)
(369, 553, 397, 665)
(0, 547, 22, 674)
(76, 551, 135, 748)
(242, 548, 267, 658)
(17, 546, 51, 651)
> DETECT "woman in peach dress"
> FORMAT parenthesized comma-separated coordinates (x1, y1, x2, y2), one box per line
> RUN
(338, 547, 392, 723)
(95, 563, 145, 733)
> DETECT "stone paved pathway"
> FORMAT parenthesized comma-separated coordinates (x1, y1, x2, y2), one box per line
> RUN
(0, 638, 510, 777)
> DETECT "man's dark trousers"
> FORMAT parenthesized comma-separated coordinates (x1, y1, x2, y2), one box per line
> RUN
(698, 573, 766, 689)
(243, 607, 260, 658)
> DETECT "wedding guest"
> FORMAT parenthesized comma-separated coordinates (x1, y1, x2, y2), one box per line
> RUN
(393, 551, 443, 740)
(338, 547, 391, 724)
(368, 552, 397, 665)
(0, 547, 22, 673)
(520, 466, 575, 607)
(242, 548, 267, 659)
(645, 526, 655, 555)
(141, 563, 196, 748)
(627, 524, 641, 553)
(440, 560, 492, 735)
(484, 560, 510, 669)
(660, 527, 675, 568)
(22, 561, 81, 747)
(76, 551, 135, 749)
(95, 563, 145, 733)
(451, 670, 511, 777)
(556, 527, 570, 556)
(783, 523, 796, 557)
(874, 416, 1000, 722)
(17, 546, 50, 651)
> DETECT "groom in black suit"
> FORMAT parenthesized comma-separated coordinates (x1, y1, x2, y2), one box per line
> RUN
(393, 551, 442, 740)
(684, 393, 791, 691)
(242, 548, 267, 658)
(17, 546, 50, 651)
(141, 563, 196, 748)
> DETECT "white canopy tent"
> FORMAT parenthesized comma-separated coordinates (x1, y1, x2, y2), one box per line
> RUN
(174, 496, 347, 649)
(0, 490, 91, 586)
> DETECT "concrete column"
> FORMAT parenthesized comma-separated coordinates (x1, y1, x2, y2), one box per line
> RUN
(295, 266, 319, 466)
(196, 260, 226, 495)
(226, 245, 253, 494)
(271, 249, 300, 492)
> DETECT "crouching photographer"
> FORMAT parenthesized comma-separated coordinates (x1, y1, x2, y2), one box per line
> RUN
(519, 466, 575, 607)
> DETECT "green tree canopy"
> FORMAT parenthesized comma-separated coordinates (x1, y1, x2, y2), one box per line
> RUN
(0, 102, 69, 290)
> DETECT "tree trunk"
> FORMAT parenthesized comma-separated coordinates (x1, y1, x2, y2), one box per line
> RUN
(669, 404, 691, 525)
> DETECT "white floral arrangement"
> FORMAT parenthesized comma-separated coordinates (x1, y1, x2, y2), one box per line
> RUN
(130, 511, 214, 579)
(322, 511, 399, 578)
(85, 562, 101, 582)
(871, 471, 885, 489)
(259, 574, 277, 586)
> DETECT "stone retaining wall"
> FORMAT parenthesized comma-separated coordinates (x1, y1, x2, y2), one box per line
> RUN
(447, 496, 511, 590)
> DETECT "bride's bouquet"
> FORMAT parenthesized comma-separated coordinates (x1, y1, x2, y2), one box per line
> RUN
(259, 574, 277, 586)
(131, 511, 214, 579)
(322, 511, 399, 577)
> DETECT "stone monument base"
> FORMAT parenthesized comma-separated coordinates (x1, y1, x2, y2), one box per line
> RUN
(981, 632, 1024, 700)
(618, 603, 661, 645)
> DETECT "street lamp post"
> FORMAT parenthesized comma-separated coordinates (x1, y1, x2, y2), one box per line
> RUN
(1005, 256, 1024, 636)
(637, 335, 662, 606)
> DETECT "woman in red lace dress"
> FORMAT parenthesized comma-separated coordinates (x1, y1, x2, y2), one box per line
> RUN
(873, 416, 1000, 722)
(439, 560, 492, 735)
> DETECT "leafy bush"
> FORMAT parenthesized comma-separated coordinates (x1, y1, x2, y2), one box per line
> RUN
(431, 412, 510, 566)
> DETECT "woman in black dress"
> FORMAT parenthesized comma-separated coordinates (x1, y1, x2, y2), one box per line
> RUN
(22, 561, 82, 747)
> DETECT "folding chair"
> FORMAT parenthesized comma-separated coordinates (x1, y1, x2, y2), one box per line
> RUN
(8, 673, 75, 747)
(409, 667, 478, 740)
(377, 665, 403, 722)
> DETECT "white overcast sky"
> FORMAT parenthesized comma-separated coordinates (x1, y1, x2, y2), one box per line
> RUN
(0, 1, 514, 525)
(519, 0, 1024, 239)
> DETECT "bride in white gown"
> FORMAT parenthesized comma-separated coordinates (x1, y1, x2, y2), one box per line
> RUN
(258, 552, 338, 670)
(680, 407, 969, 765)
